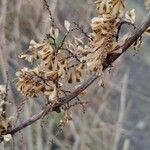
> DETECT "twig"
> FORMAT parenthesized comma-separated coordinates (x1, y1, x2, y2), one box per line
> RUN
(43, 0, 55, 27)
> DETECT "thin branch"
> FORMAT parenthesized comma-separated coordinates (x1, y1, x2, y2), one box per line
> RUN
(2, 12, 150, 141)
(8, 105, 52, 135)
(43, 0, 55, 27)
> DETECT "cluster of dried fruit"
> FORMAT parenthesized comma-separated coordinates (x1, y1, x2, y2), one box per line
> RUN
(0, 85, 12, 142)
(86, 0, 135, 73)
(16, 31, 86, 103)
(16, 0, 136, 104)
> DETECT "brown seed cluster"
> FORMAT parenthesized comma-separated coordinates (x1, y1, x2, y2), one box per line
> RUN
(16, 0, 136, 102)
(17, 33, 85, 102)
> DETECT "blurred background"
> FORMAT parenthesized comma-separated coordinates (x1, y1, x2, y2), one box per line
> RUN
(0, 0, 150, 149)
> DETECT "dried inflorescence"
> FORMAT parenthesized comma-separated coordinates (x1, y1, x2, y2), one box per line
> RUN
(16, 29, 85, 103)
(81, 0, 135, 82)
(0, 85, 12, 142)
(16, 0, 136, 104)
(95, 0, 125, 17)
(145, 0, 150, 9)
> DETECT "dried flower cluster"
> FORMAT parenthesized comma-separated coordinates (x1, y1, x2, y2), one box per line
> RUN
(0, 0, 149, 143)
(145, 0, 150, 9)
(16, 0, 136, 105)
(0, 85, 12, 142)
(16, 30, 85, 103)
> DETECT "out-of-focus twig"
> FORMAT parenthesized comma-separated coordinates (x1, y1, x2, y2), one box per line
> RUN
(113, 70, 129, 150)
(43, 0, 55, 27)
(0, 0, 7, 82)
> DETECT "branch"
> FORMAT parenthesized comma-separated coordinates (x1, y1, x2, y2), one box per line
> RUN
(53, 12, 150, 108)
(3, 12, 150, 141)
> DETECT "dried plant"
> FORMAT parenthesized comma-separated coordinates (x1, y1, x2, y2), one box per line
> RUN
(16, 0, 136, 105)
(0, 0, 150, 146)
